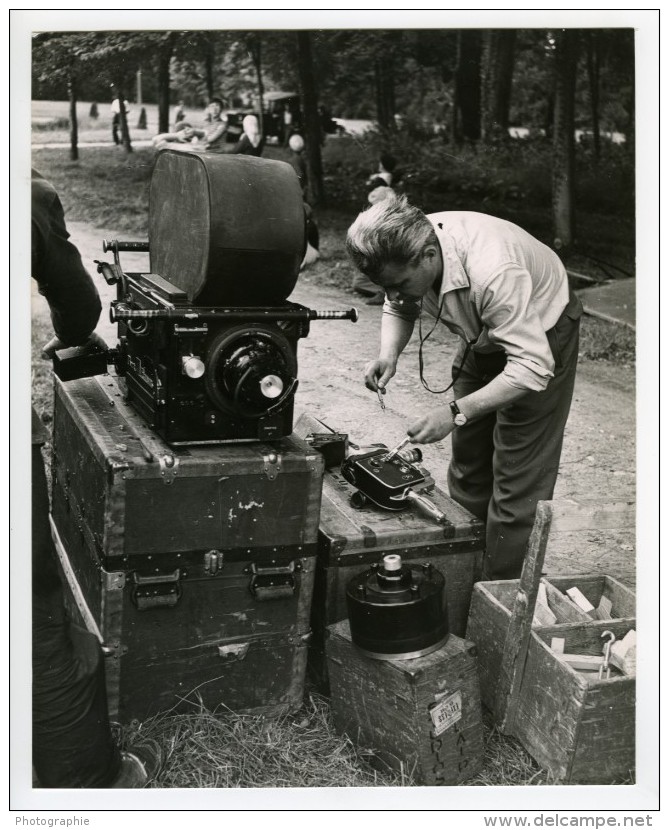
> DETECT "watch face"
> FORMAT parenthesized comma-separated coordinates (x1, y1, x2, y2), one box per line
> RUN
(454, 413, 467, 426)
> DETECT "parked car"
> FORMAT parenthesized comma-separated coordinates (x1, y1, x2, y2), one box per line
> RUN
(263, 91, 301, 143)
(224, 108, 255, 142)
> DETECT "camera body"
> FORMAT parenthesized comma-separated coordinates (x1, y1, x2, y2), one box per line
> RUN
(53, 150, 356, 445)
(114, 271, 308, 444)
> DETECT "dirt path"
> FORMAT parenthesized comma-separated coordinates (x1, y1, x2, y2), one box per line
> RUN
(32, 220, 637, 585)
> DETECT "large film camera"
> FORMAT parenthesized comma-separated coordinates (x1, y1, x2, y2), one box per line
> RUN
(54, 151, 357, 444)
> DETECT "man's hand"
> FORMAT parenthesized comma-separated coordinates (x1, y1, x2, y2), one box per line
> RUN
(364, 357, 397, 392)
(407, 407, 455, 444)
(41, 332, 108, 360)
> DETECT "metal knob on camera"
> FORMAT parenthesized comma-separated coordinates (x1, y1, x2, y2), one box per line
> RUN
(345, 554, 449, 660)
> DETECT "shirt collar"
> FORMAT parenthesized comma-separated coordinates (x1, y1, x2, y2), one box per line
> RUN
(429, 216, 470, 292)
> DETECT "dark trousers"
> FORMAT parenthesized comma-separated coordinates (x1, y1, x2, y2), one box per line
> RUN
(112, 114, 120, 145)
(32, 442, 120, 787)
(448, 294, 582, 580)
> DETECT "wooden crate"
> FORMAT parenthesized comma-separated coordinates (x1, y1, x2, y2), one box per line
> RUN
(467, 574, 636, 713)
(326, 621, 484, 785)
(465, 499, 636, 784)
(511, 621, 635, 784)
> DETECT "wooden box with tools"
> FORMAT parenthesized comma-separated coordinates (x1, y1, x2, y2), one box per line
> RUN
(49, 376, 325, 723)
(468, 574, 636, 714)
(326, 621, 484, 785)
(465, 500, 636, 784)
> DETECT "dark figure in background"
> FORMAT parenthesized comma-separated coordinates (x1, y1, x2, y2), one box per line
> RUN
(286, 134, 320, 268)
(347, 194, 582, 581)
(31, 170, 161, 788)
(110, 98, 130, 146)
(366, 152, 397, 192)
(354, 152, 401, 304)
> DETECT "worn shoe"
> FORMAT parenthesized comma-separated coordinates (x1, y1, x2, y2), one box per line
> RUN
(110, 738, 162, 788)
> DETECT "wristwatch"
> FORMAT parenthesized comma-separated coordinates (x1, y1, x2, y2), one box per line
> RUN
(449, 400, 468, 427)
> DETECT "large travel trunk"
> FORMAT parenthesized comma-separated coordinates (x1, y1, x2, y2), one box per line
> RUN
(49, 375, 324, 722)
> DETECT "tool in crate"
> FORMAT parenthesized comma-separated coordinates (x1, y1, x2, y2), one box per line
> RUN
(340, 437, 448, 525)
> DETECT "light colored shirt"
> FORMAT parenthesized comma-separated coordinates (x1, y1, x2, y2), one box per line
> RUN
(111, 99, 130, 115)
(383, 211, 570, 392)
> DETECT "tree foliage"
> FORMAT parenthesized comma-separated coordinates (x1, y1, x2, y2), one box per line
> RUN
(32, 27, 635, 233)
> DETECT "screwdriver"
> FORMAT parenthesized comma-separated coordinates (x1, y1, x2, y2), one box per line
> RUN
(384, 436, 411, 462)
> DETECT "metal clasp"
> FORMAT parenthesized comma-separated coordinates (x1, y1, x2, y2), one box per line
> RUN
(263, 450, 282, 481)
(204, 550, 225, 575)
(159, 453, 179, 484)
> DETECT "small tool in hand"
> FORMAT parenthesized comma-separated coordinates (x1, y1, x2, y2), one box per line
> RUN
(384, 436, 411, 462)
(377, 388, 386, 411)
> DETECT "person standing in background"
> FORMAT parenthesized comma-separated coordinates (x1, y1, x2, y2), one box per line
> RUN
(110, 97, 131, 146)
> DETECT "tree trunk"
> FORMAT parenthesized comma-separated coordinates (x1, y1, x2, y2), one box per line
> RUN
(205, 40, 215, 101)
(67, 74, 78, 161)
(374, 51, 396, 131)
(552, 30, 580, 255)
(247, 35, 264, 137)
(452, 30, 482, 143)
(296, 31, 324, 205)
(481, 29, 516, 142)
(585, 31, 601, 162)
(157, 46, 172, 134)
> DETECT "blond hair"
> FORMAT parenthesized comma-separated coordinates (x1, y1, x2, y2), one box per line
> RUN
(345, 193, 435, 278)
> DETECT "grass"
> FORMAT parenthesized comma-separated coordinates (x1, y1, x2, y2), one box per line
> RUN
(117, 694, 549, 789)
(29, 125, 635, 789)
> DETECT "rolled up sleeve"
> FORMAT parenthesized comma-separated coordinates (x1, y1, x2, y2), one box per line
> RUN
(382, 296, 422, 322)
(479, 268, 555, 392)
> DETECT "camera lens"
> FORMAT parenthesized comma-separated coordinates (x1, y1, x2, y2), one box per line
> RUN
(205, 324, 297, 418)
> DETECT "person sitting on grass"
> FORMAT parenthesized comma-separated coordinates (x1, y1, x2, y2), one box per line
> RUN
(151, 120, 195, 150)
(188, 98, 229, 153)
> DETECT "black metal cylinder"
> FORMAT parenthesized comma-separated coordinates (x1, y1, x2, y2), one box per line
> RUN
(345, 555, 449, 660)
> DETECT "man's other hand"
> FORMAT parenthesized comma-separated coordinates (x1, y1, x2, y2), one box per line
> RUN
(41, 332, 108, 360)
(364, 357, 397, 391)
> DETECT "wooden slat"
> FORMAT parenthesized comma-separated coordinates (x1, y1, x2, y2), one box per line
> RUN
(546, 499, 635, 533)
(495, 500, 553, 731)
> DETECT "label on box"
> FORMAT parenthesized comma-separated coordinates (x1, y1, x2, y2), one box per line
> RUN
(430, 691, 462, 736)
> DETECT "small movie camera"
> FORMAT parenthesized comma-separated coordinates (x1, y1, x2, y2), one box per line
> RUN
(53, 150, 357, 444)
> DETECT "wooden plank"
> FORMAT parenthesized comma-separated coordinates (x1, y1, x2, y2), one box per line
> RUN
(542, 580, 592, 623)
(559, 654, 605, 670)
(512, 632, 587, 782)
(545, 499, 635, 533)
(495, 500, 553, 732)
